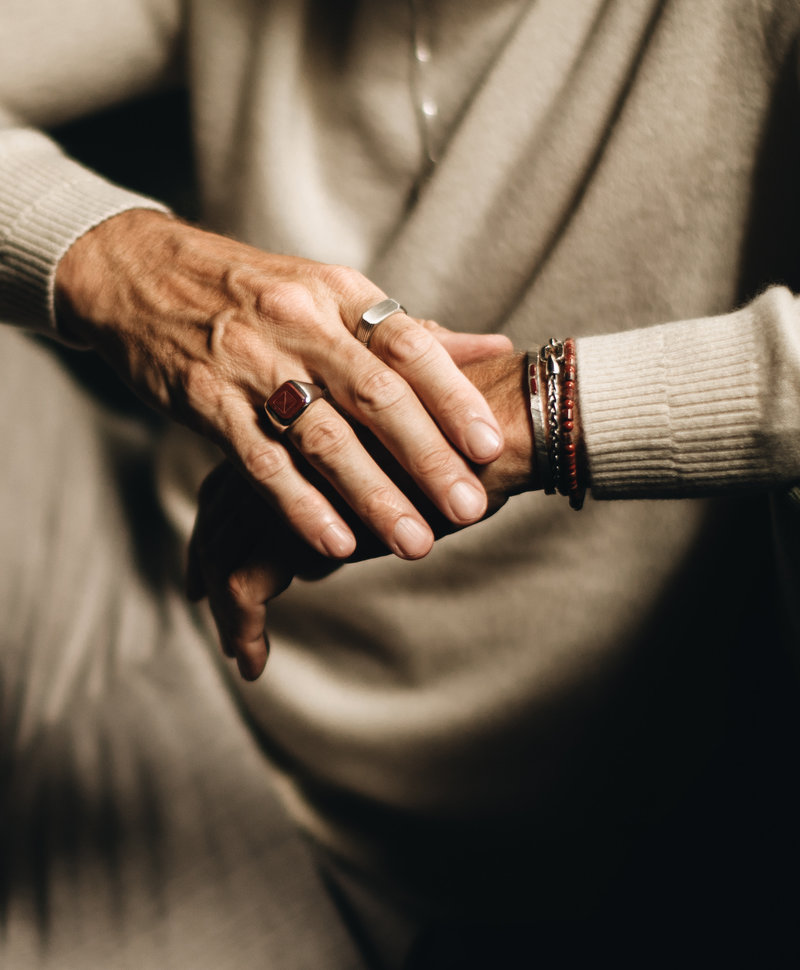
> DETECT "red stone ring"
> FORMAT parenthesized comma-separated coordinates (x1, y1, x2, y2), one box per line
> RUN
(264, 380, 325, 428)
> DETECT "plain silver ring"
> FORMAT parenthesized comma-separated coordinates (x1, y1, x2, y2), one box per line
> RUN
(355, 298, 407, 347)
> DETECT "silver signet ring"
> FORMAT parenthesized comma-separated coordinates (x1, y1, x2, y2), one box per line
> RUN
(355, 298, 407, 347)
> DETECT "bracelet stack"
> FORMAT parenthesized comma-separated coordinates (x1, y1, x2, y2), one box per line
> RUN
(526, 337, 587, 510)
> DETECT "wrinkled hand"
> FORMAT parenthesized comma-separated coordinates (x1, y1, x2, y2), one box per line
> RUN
(188, 353, 533, 680)
(55, 209, 511, 560)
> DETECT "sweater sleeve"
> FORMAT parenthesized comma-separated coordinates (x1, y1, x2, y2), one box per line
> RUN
(576, 286, 800, 498)
(0, 0, 182, 342)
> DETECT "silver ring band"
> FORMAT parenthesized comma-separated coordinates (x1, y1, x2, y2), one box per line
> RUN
(355, 298, 406, 346)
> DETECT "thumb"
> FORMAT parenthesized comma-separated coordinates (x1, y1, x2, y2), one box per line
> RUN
(416, 319, 513, 366)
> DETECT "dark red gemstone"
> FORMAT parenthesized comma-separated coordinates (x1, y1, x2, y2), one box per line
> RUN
(267, 381, 306, 422)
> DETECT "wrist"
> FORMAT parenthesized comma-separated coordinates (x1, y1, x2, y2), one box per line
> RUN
(528, 338, 588, 508)
(462, 353, 536, 501)
(54, 208, 176, 346)
(495, 352, 539, 495)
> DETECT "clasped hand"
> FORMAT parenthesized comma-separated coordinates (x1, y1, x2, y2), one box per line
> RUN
(55, 211, 532, 679)
(55, 209, 510, 560)
(188, 354, 533, 680)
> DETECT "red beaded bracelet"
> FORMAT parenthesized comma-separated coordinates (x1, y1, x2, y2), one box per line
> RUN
(560, 338, 586, 510)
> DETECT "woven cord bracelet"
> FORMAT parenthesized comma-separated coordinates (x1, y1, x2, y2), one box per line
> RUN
(561, 338, 586, 510)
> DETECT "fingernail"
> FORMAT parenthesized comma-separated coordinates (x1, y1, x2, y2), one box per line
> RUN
(464, 420, 502, 461)
(237, 655, 259, 681)
(392, 516, 432, 559)
(320, 522, 357, 558)
(237, 647, 268, 681)
(448, 480, 487, 522)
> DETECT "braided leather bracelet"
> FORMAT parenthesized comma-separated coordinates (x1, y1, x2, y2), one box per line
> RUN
(560, 338, 586, 510)
(540, 337, 564, 494)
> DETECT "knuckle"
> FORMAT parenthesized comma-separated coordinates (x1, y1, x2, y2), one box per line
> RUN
(411, 443, 455, 481)
(242, 440, 289, 486)
(430, 385, 470, 427)
(318, 264, 388, 326)
(353, 366, 406, 414)
(254, 280, 317, 326)
(320, 263, 365, 298)
(360, 483, 404, 522)
(380, 323, 435, 369)
(225, 570, 255, 606)
(295, 414, 352, 465)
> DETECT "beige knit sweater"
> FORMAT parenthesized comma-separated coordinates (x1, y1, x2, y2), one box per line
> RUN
(2, 0, 800, 914)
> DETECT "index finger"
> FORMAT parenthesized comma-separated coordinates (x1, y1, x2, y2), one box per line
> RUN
(308, 270, 504, 464)
(311, 337, 489, 528)
(367, 313, 505, 463)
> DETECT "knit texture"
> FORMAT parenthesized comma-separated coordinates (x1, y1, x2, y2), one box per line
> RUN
(0, 129, 167, 342)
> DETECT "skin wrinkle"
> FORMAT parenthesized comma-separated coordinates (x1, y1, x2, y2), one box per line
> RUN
(350, 365, 409, 418)
(241, 437, 292, 488)
(294, 409, 358, 467)
(379, 319, 436, 370)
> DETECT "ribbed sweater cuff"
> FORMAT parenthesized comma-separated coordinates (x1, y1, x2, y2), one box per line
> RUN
(576, 310, 768, 498)
(0, 129, 169, 344)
